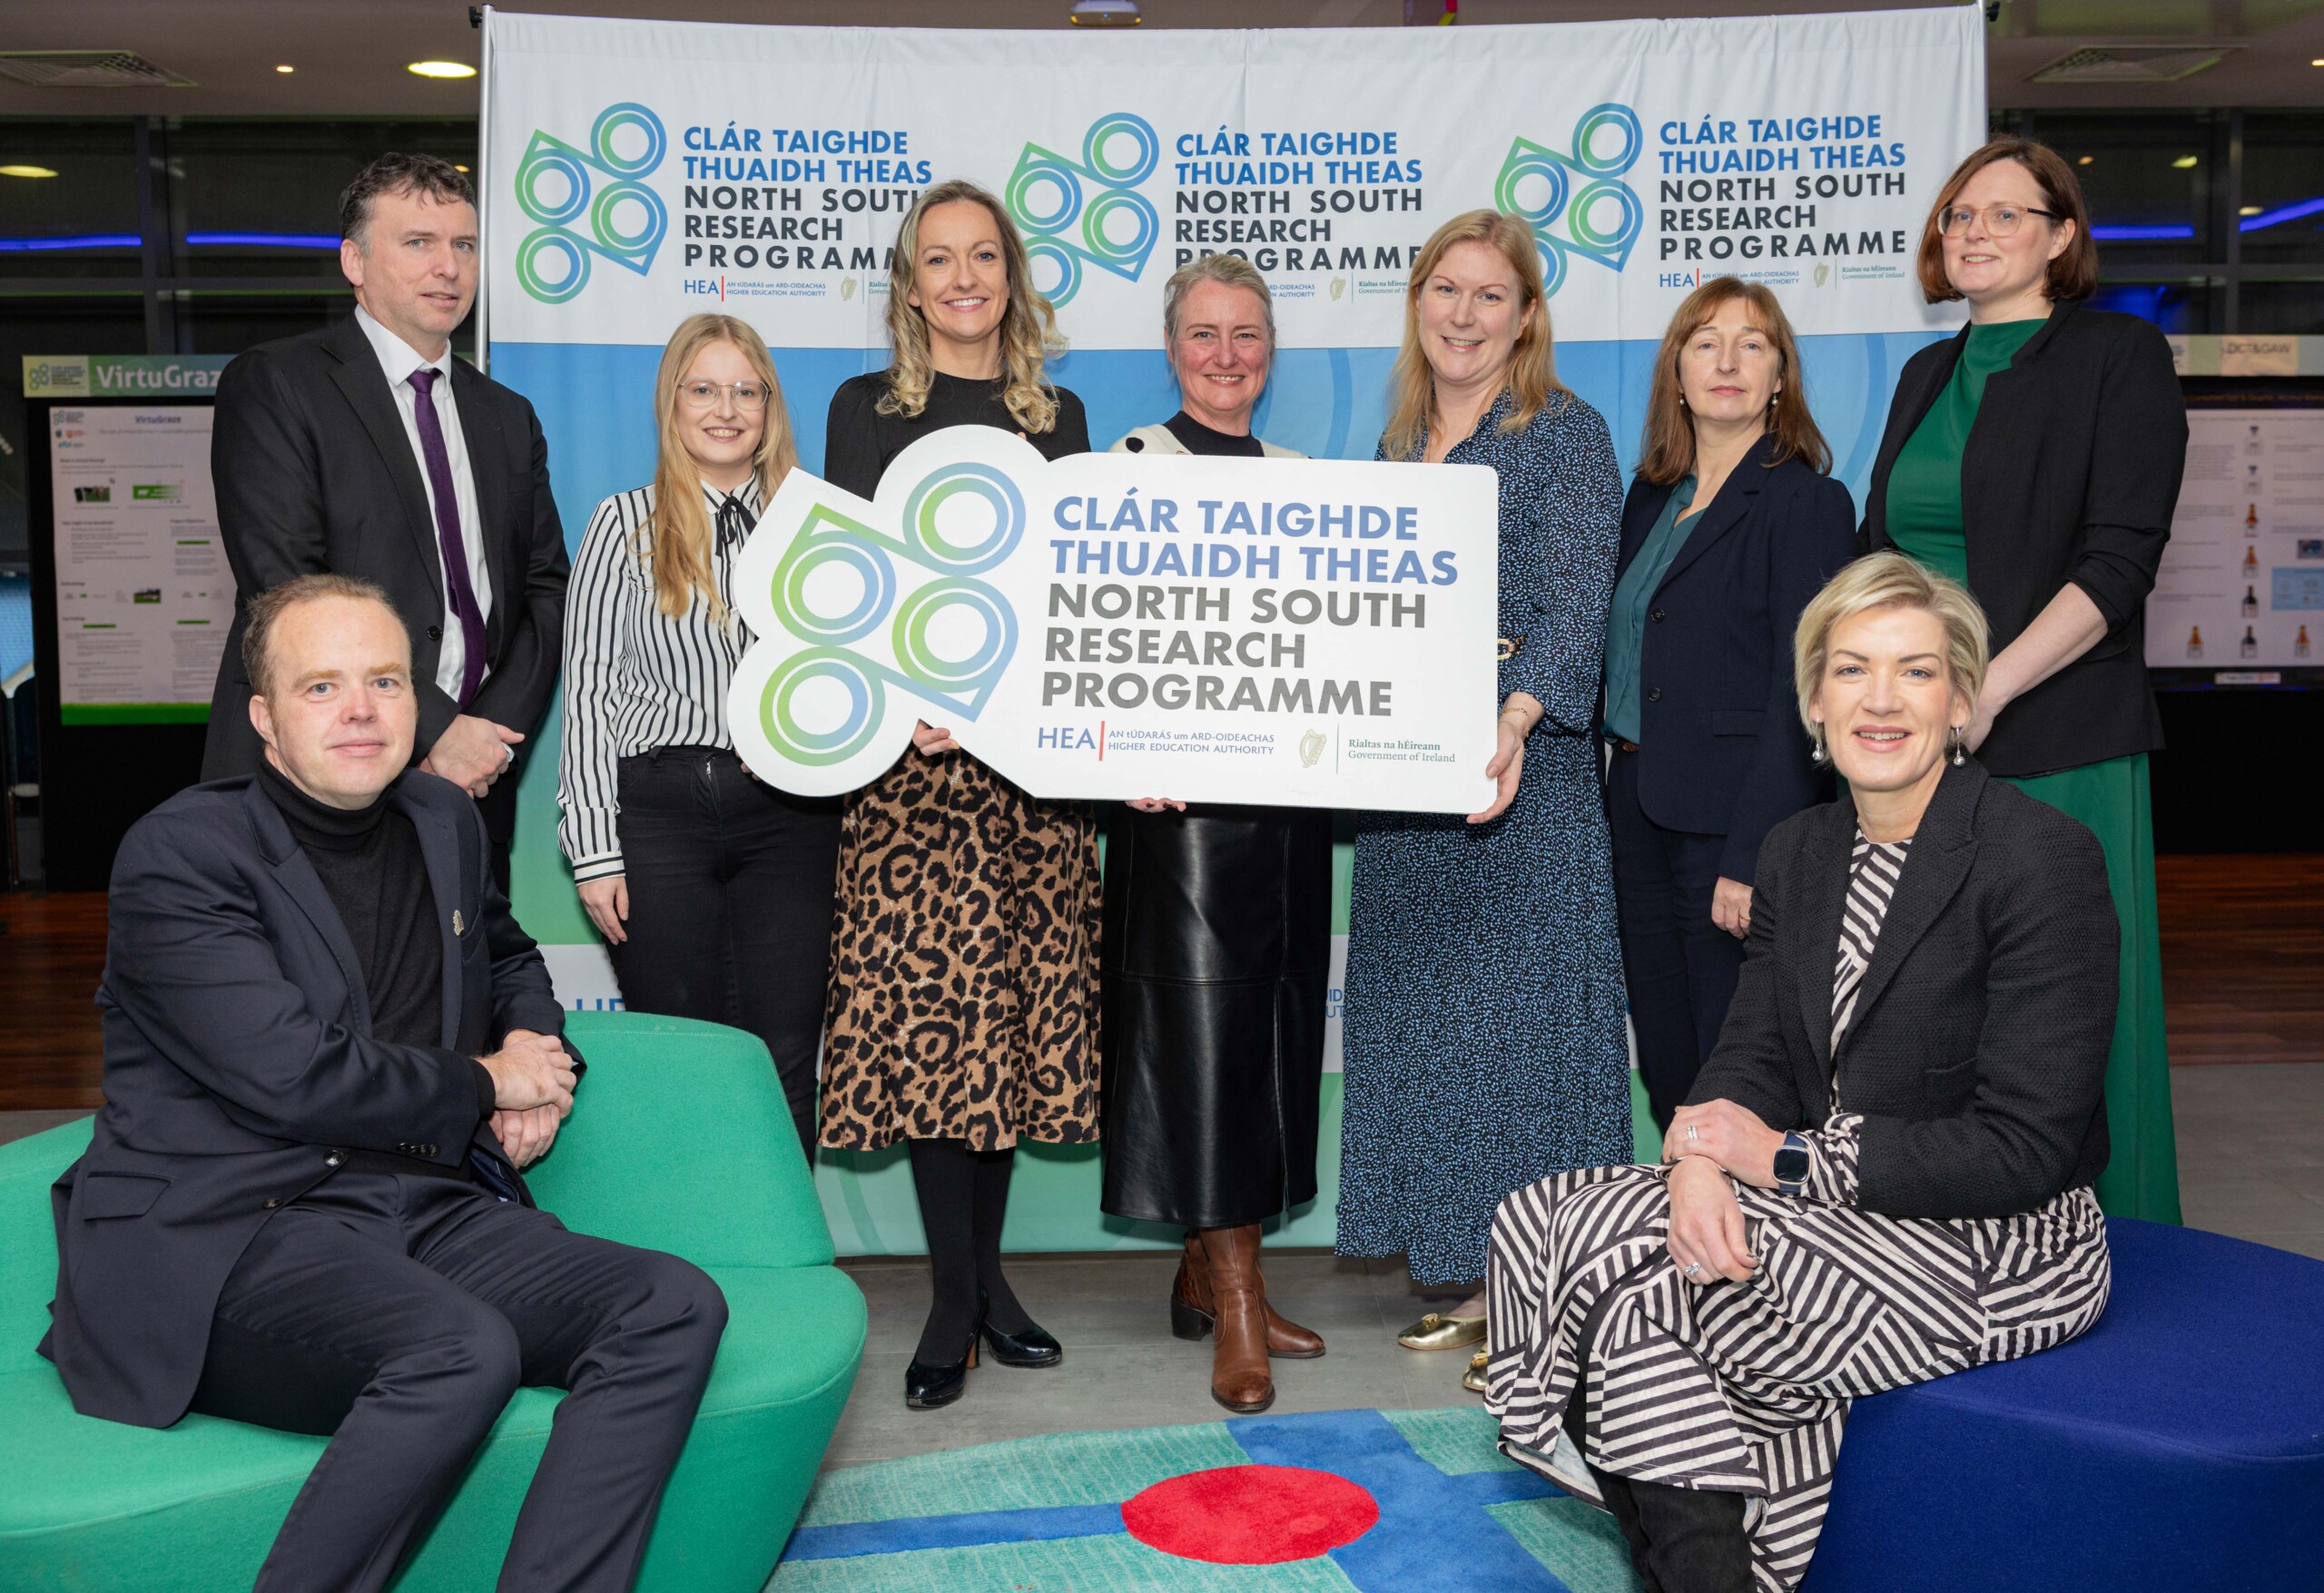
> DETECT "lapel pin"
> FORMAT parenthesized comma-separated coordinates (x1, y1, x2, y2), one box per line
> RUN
(453, 910, 464, 937)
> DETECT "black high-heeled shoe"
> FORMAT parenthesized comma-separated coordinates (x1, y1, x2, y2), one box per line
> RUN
(977, 1285, 1062, 1368)
(905, 1303, 983, 1411)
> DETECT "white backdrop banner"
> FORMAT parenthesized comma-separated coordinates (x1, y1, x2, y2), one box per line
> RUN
(481, 6, 1984, 358)
(727, 428, 1501, 809)
(480, 6, 1983, 1252)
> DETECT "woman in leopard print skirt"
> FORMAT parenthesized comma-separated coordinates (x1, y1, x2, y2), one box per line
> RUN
(815, 180, 1100, 1411)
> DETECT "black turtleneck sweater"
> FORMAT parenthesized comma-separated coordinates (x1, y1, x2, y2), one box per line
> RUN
(1163, 409, 1265, 458)
(258, 762, 443, 1048)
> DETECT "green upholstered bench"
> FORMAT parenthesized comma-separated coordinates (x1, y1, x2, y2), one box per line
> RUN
(0, 1009, 865, 1592)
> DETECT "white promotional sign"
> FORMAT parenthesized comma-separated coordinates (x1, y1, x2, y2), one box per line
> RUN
(726, 428, 1500, 810)
(480, 7, 1983, 357)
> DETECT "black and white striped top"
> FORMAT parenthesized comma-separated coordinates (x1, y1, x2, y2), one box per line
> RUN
(556, 477, 762, 881)
(1831, 832, 1912, 1053)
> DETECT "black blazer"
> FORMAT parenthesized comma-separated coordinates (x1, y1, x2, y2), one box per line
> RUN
(1612, 438, 1857, 884)
(1686, 760, 2115, 1220)
(41, 772, 569, 1429)
(202, 316, 570, 841)
(1862, 300, 2184, 778)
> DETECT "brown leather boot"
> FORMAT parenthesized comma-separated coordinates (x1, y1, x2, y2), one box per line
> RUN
(1201, 1224, 1275, 1412)
(1170, 1231, 1326, 1360)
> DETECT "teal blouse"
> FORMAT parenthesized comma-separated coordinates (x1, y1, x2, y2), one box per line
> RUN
(1885, 317, 2045, 585)
(1601, 475, 1698, 743)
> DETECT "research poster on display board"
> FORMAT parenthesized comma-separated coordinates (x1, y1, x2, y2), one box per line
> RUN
(2149, 407, 2324, 675)
(478, 5, 1986, 1254)
(45, 405, 232, 724)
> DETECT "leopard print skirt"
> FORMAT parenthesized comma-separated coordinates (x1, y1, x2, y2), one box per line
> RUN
(817, 748, 1102, 1152)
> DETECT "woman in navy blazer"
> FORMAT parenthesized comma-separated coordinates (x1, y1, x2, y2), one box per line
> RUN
(1602, 277, 1857, 1127)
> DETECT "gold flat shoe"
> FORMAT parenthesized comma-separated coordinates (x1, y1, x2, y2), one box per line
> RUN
(1462, 1349, 1489, 1394)
(1397, 1311, 1486, 1351)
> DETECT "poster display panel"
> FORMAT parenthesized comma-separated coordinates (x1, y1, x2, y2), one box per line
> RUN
(2149, 407, 2324, 673)
(46, 406, 232, 724)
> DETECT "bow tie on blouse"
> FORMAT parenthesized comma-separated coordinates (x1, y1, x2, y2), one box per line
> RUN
(714, 493, 756, 551)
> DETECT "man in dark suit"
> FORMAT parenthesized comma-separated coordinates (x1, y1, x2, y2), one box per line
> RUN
(46, 575, 725, 1593)
(204, 152, 567, 876)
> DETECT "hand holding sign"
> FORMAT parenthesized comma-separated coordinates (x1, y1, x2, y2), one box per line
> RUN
(727, 426, 1501, 811)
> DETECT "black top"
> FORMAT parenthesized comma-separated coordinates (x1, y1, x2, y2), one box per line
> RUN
(1162, 410, 1264, 457)
(1611, 438, 1857, 883)
(822, 367, 1091, 497)
(259, 762, 444, 1050)
(1861, 300, 2186, 778)
(1687, 759, 2117, 1219)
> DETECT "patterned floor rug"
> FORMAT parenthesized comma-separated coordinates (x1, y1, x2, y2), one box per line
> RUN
(773, 1405, 1641, 1592)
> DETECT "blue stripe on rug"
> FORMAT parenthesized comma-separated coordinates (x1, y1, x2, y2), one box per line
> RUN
(783, 1502, 1128, 1560)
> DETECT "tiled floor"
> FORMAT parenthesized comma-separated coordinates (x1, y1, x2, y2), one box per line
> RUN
(8, 1062, 2322, 1471)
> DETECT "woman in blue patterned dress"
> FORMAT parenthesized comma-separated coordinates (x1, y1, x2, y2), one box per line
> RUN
(1336, 210, 1632, 1389)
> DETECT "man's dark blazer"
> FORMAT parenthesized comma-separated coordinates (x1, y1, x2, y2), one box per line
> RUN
(1686, 759, 2116, 1219)
(1860, 300, 2184, 780)
(202, 315, 569, 841)
(41, 771, 569, 1429)
(1611, 438, 1857, 885)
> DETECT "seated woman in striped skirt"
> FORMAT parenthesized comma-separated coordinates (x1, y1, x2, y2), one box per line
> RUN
(1483, 552, 2117, 1593)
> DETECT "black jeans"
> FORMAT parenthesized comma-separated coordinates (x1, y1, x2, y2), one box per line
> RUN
(1606, 744, 1746, 1129)
(188, 1172, 726, 1593)
(611, 747, 842, 1155)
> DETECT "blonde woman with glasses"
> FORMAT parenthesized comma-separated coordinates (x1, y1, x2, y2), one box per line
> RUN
(818, 180, 1096, 1412)
(557, 314, 839, 1158)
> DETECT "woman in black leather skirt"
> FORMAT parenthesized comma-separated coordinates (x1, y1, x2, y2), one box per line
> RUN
(1101, 254, 1330, 1413)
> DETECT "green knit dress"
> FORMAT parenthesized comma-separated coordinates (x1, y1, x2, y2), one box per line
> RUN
(1884, 317, 2180, 1224)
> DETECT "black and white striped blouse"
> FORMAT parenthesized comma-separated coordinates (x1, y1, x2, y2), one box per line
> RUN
(556, 477, 762, 881)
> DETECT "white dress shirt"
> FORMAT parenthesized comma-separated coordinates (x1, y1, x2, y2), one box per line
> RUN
(353, 304, 495, 702)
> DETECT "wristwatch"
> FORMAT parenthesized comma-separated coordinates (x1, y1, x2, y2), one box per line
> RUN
(1773, 1132, 1812, 1198)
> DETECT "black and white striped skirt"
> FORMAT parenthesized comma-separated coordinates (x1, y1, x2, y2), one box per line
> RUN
(1483, 1164, 2109, 1591)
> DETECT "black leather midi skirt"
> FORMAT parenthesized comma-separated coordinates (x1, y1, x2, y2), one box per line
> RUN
(1099, 803, 1333, 1228)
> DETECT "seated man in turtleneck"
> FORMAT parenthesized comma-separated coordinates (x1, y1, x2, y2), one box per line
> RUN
(41, 573, 727, 1593)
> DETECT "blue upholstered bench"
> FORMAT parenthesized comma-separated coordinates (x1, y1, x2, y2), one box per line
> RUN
(1804, 1218, 2324, 1593)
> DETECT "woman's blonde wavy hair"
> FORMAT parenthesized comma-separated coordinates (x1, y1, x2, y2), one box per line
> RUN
(879, 179, 1066, 436)
(1382, 209, 1565, 462)
(1794, 552, 1990, 737)
(644, 314, 796, 623)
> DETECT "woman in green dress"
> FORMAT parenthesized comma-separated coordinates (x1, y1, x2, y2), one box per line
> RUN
(1861, 136, 2187, 1221)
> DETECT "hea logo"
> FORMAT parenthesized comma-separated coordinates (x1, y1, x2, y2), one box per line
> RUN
(1494, 103, 1643, 297)
(1005, 113, 1161, 307)
(753, 462, 1024, 767)
(514, 103, 670, 304)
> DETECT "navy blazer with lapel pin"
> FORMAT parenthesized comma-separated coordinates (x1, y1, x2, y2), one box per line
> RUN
(40, 769, 574, 1429)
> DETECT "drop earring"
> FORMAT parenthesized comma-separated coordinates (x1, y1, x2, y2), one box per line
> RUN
(1948, 725, 1966, 766)
(1809, 724, 1827, 764)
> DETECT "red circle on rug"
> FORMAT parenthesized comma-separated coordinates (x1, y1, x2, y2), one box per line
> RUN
(1122, 1464, 1380, 1565)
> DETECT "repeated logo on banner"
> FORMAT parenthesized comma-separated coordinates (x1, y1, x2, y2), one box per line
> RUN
(1007, 113, 1165, 307)
(480, 9, 1983, 353)
(513, 103, 672, 305)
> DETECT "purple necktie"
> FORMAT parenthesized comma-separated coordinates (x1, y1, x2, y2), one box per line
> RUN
(407, 367, 487, 705)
